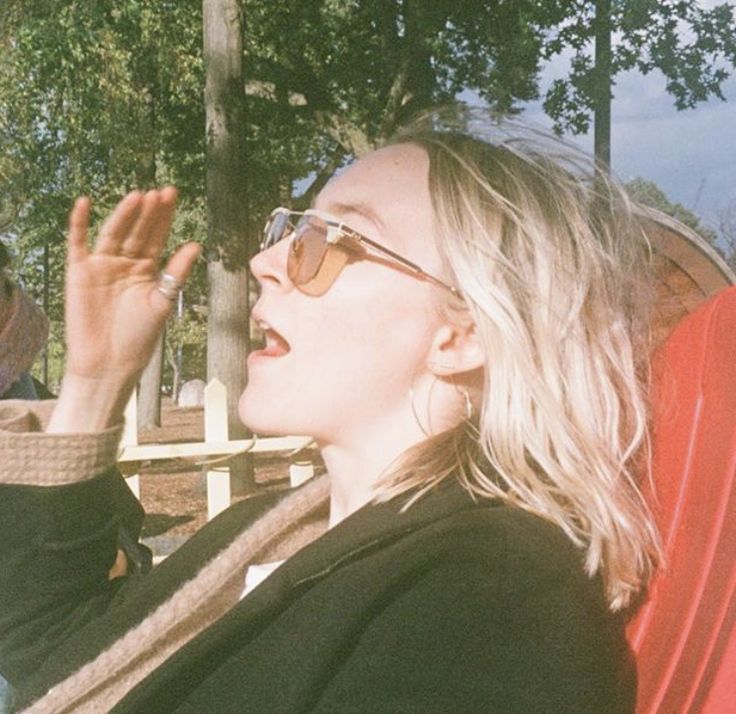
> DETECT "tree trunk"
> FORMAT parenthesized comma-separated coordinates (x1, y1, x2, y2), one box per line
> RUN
(203, 0, 253, 491)
(136, 137, 161, 427)
(138, 331, 165, 429)
(593, 0, 612, 172)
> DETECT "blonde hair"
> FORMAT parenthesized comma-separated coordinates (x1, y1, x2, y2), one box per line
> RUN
(376, 108, 661, 611)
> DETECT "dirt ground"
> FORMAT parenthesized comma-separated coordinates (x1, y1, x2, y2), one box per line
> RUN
(132, 400, 298, 544)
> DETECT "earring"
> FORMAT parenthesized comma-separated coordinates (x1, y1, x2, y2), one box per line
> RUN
(409, 373, 441, 438)
(446, 372, 473, 422)
(461, 388, 473, 421)
(409, 385, 432, 437)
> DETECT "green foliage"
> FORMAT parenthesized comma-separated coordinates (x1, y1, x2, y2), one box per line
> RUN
(16, 0, 707, 392)
(165, 307, 208, 383)
(625, 177, 718, 244)
(1, 0, 205, 390)
(245, 1, 566, 150)
(3, 0, 571, 393)
(542, 1, 736, 135)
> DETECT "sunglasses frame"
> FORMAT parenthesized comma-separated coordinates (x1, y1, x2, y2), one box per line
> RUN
(261, 207, 458, 296)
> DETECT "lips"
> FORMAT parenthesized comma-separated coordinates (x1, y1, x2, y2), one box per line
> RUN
(261, 327, 290, 357)
(250, 308, 291, 359)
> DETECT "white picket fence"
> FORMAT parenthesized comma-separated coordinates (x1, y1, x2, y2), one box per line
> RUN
(118, 379, 315, 520)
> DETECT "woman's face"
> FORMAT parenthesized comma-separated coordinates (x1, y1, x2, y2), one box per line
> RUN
(239, 143, 448, 445)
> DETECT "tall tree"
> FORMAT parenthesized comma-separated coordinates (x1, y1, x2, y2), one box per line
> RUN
(2, 0, 570, 427)
(626, 177, 717, 241)
(203, 0, 252, 488)
(0, 0, 205, 396)
(244, 0, 567, 185)
(543, 1, 736, 169)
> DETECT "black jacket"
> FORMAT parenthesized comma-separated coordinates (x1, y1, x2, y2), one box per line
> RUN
(0, 471, 635, 712)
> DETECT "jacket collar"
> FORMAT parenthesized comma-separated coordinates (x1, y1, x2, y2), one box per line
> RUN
(278, 475, 497, 591)
(114, 475, 499, 710)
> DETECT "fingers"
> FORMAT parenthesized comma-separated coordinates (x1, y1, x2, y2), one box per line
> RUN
(94, 191, 144, 255)
(121, 187, 178, 260)
(67, 197, 91, 264)
(151, 242, 202, 313)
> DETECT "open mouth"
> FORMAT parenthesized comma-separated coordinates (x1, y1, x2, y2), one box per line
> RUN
(259, 327, 291, 357)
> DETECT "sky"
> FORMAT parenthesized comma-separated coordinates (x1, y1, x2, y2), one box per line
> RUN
(519, 45, 736, 235)
(320, 5, 736, 234)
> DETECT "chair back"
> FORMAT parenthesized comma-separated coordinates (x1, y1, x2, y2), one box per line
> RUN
(627, 285, 736, 712)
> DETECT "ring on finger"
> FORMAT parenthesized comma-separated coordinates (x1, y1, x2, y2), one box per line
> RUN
(156, 271, 182, 302)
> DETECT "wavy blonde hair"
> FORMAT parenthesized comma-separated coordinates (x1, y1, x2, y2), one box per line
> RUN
(375, 109, 661, 611)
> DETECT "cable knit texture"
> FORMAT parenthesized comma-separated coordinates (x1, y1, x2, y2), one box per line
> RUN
(0, 400, 122, 485)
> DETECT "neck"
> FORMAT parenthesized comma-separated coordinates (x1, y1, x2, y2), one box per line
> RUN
(320, 417, 427, 529)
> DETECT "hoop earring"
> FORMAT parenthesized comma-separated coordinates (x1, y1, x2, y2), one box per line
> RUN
(445, 372, 473, 423)
(409, 373, 439, 438)
(409, 385, 431, 438)
(461, 387, 473, 421)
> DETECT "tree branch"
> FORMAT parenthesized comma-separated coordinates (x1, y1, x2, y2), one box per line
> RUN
(293, 145, 347, 209)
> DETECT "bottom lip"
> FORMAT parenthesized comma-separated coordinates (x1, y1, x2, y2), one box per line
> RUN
(247, 348, 287, 362)
(255, 347, 286, 357)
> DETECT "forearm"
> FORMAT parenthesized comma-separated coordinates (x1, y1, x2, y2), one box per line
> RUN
(47, 373, 136, 434)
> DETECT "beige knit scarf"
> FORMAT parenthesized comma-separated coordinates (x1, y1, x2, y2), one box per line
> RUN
(22, 474, 331, 713)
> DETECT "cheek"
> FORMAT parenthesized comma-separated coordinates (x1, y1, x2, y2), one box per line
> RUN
(303, 289, 437, 416)
(239, 275, 440, 436)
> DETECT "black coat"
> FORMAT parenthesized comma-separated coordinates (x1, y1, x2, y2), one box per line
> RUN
(0, 471, 635, 713)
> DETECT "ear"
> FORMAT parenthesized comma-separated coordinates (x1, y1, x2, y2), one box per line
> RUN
(426, 319, 484, 377)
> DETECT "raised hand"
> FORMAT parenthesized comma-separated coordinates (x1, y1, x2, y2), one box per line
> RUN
(48, 189, 201, 433)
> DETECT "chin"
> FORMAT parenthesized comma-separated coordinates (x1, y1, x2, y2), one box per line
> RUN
(237, 389, 303, 437)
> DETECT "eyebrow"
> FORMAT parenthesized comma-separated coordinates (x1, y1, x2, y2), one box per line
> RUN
(322, 201, 385, 232)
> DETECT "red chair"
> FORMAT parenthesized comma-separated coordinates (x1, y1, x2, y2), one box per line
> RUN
(626, 285, 736, 713)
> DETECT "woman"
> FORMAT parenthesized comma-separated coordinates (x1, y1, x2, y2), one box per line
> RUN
(0, 110, 659, 712)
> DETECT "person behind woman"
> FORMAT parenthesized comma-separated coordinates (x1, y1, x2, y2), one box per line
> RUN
(0, 107, 659, 712)
(0, 242, 49, 401)
(0, 241, 50, 714)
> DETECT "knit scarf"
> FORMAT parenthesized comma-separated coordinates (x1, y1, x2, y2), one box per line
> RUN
(22, 474, 331, 714)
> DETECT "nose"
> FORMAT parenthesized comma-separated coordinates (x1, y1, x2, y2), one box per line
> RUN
(250, 237, 291, 292)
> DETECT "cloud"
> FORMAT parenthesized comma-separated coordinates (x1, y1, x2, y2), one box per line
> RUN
(520, 61, 736, 227)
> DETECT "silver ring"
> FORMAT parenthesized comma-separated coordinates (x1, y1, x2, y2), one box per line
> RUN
(156, 271, 182, 301)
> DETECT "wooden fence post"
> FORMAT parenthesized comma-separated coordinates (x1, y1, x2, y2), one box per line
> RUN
(289, 459, 314, 488)
(205, 379, 231, 520)
(123, 391, 140, 499)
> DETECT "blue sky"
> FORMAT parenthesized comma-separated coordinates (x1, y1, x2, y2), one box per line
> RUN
(520, 54, 736, 234)
(326, 6, 736, 236)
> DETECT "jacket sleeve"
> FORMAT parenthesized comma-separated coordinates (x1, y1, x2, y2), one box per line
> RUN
(0, 400, 130, 687)
(311, 515, 635, 714)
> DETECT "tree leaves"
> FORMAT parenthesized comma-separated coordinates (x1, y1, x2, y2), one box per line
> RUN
(543, 1, 736, 135)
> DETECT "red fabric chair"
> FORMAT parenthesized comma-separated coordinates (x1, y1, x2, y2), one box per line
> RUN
(627, 285, 736, 712)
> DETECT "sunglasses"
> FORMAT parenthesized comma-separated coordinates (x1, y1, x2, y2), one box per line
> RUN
(261, 207, 458, 297)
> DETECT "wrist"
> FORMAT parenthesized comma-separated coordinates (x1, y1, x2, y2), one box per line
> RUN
(47, 372, 138, 433)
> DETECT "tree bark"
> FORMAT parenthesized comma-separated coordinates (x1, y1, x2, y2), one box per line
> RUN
(138, 331, 165, 429)
(593, 0, 612, 172)
(203, 0, 252, 491)
(136, 102, 161, 428)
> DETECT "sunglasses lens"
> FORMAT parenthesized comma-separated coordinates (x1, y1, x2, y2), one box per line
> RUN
(287, 217, 351, 296)
(263, 210, 291, 248)
(288, 218, 328, 283)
